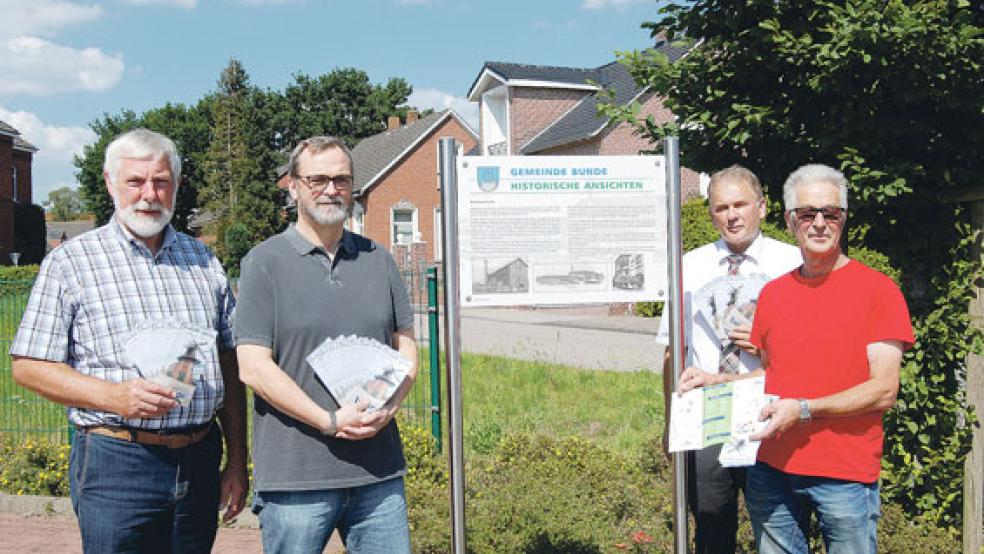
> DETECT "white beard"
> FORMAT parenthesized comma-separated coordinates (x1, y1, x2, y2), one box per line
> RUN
(302, 197, 349, 226)
(115, 198, 174, 238)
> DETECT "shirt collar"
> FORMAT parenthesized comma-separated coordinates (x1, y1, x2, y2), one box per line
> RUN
(108, 215, 177, 255)
(285, 224, 355, 257)
(714, 232, 765, 266)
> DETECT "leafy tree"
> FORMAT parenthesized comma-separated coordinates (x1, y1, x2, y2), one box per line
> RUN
(611, 0, 984, 528)
(43, 187, 86, 221)
(274, 68, 413, 151)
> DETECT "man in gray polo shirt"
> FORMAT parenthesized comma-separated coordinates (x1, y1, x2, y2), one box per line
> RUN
(235, 136, 417, 554)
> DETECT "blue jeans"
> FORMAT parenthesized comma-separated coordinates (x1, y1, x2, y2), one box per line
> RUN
(746, 462, 880, 554)
(69, 424, 222, 554)
(254, 476, 411, 554)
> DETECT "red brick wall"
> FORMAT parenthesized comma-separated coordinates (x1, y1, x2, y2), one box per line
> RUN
(0, 136, 13, 264)
(13, 150, 33, 205)
(508, 87, 587, 154)
(360, 116, 478, 264)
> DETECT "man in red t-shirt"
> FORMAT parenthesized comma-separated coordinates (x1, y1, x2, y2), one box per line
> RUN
(744, 164, 914, 554)
(671, 163, 913, 553)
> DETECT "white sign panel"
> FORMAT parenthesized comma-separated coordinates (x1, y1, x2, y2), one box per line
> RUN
(457, 156, 667, 306)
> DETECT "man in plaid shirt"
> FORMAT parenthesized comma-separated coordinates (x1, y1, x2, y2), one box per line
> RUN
(9, 129, 247, 553)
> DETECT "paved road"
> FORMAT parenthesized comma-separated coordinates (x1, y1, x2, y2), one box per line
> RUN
(416, 305, 664, 372)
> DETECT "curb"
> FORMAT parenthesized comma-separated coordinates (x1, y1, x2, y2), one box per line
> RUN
(0, 493, 260, 529)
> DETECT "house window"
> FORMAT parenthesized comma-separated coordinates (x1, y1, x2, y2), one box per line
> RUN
(11, 166, 17, 202)
(392, 207, 417, 246)
(434, 207, 443, 261)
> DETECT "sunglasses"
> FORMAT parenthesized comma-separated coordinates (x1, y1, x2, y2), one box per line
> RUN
(791, 206, 844, 223)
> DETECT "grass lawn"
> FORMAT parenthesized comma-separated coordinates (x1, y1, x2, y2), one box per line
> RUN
(409, 349, 663, 459)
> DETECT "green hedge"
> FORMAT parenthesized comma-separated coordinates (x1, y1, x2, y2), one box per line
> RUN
(0, 425, 958, 552)
(0, 265, 40, 281)
(406, 428, 957, 553)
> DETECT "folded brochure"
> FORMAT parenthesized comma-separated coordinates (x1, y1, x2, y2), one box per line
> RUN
(306, 335, 413, 412)
(668, 375, 777, 467)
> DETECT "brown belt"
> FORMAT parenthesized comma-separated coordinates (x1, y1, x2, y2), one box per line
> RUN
(80, 422, 213, 449)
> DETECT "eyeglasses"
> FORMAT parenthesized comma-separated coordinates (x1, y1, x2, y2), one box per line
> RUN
(791, 206, 844, 223)
(295, 174, 353, 194)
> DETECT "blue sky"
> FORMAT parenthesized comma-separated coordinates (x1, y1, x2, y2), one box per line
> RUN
(0, 0, 663, 203)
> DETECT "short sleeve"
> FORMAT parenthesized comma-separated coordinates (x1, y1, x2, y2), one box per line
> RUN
(213, 264, 236, 351)
(386, 253, 414, 332)
(866, 277, 914, 350)
(9, 253, 76, 362)
(232, 253, 276, 348)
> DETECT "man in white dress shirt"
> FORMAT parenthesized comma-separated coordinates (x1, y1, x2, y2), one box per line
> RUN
(656, 165, 802, 553)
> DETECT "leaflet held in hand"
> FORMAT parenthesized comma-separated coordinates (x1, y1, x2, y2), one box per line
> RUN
(668, 375, 777, 467)
(307, 335, 413, 411)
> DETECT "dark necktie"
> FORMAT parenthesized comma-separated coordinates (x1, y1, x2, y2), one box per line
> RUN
(719, 253, 746, 374)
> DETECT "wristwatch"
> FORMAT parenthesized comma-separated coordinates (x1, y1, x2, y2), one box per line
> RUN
(321, 409, 338, 436)
(797, 399, 812, 425)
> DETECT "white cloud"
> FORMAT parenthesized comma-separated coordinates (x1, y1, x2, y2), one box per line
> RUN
(407, 88, 479, 131)
(0, 108, 96, 164)
(119, 0, 197, 8)
(582, 0, 652, 9)
(0, 107, 97, 202)
(0, 1, 103, 39)
(0, 37, 124, 95)
(397, 0, 433, 5)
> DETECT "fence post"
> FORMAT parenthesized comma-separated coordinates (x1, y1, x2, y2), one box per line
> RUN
(426, 266, 442, 453)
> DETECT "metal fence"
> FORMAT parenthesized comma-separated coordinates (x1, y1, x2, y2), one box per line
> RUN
(0, 279, 70, 442)
(0, 268, 444, 448)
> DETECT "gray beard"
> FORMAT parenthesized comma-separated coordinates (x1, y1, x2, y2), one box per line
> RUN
(115, 199, 173, 238)
(302, 199, 349, 226)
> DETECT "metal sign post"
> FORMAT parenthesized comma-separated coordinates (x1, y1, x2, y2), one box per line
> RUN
(664, 137, 689, 553)
(438, 137, 467, 553)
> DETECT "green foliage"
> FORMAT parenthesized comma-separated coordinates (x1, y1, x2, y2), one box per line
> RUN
(221, 222, 253, 278)
(0, 265, 39, 281)
(465, 434, 673, 553)
(0, 435, 70, 497)
(616, 0, 984, 527)
(13, 203, 47, 265)
(43, 187, 87, 221)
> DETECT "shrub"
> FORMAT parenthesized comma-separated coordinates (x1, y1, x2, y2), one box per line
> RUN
(0, 435, 70, 497)
(401, 423, 452, 553)
(0, 264, 40, 282)
(464, 433, 674, 553)
(13, 203, 47, 265)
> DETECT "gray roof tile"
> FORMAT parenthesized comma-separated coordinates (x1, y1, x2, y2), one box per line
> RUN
(0, 119, 19, 136)
(14, 135, 38, 151)
(46, 220, 95, 241)
(351, 110, 452, 194)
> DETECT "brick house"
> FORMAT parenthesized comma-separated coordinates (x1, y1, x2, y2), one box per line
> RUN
(0, 119, 38, 265)
(466, 40, 704, 198)
(349, 109, 478, 269)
